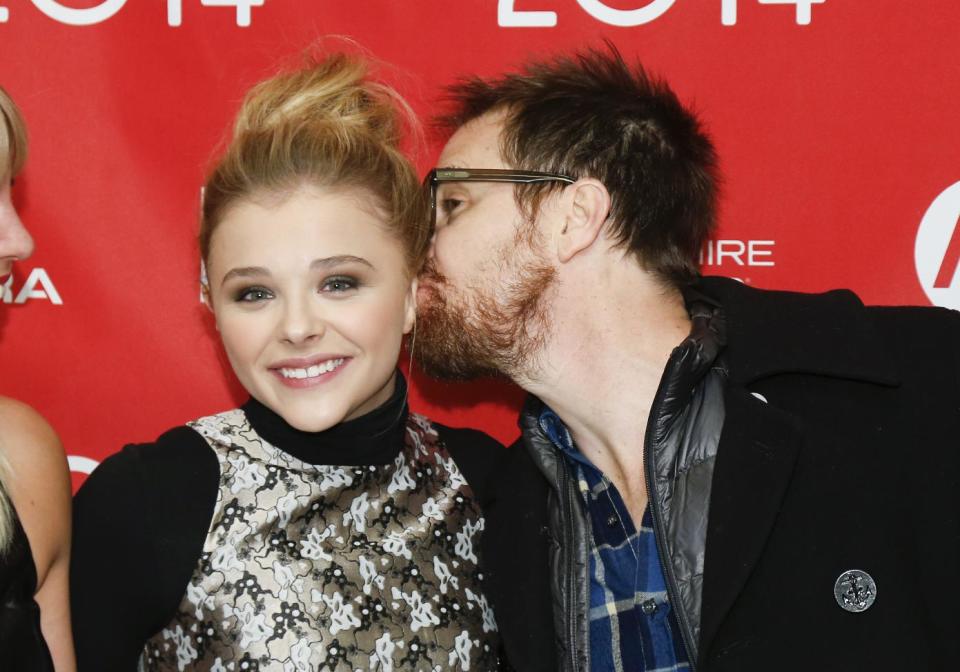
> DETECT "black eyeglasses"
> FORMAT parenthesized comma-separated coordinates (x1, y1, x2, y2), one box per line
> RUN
(424, 168, 576, 227)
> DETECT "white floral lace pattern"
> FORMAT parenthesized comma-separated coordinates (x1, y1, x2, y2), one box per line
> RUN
(139, 410, 498, 671)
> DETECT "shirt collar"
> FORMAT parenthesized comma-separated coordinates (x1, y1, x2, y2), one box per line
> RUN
(538, 405, 595, 468)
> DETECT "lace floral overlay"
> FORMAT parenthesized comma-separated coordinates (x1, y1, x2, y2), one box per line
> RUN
(139, 410, 498, 671)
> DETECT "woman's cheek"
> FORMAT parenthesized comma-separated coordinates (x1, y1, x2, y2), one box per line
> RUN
(345, 294, 409, 351)
(217, 309, 270, 360)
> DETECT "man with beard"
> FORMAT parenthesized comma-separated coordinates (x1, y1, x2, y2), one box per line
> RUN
(415, 46, 960, 672)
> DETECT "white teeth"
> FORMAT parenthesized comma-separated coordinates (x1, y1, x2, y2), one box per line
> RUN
(278, 358, 345, 380)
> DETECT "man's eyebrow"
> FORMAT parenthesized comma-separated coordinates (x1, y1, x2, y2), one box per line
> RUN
(220, 256, 373, 284)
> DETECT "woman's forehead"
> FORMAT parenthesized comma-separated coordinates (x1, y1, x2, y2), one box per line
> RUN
(207, 189, 405, 275)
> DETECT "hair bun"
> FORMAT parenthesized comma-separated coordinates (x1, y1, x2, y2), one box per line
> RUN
(200, 51, 430, 275)
(233, 53, 412, 149)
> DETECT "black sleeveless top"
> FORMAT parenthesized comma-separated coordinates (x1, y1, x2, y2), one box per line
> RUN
(0, 499, 55, 671)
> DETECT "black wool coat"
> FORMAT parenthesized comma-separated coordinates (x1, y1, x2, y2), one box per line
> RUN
(481, 277, 960, 671)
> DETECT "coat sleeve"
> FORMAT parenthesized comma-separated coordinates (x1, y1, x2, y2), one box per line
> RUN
(950, 309, 960, 396)
(70, 427, 219, 672)
(433, 423, 507, 508)
(948, 310, 960, 420)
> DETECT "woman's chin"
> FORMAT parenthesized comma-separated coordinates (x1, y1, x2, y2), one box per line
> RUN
(279, 405, 346, 434)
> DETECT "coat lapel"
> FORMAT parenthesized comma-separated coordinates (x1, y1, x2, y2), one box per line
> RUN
(697, 386, 803, 665)
(698, 276, 899, 388)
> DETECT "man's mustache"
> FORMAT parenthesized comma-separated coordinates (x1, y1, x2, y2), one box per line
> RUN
(418, 259, 449, 288)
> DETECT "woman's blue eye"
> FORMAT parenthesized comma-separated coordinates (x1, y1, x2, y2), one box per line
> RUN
(323, 277, 357, 293)
(236, 287, 272, 302)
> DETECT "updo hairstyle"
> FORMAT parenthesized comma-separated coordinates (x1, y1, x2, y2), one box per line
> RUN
(199, 53, 429, 276)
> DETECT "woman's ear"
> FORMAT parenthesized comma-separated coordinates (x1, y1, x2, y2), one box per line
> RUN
(200, 284, 219, 333)
(201, 283, 214, 313)
(557, 179, 611, 263)
(200, 260, 215, 314)
(403, 277, 418, 335)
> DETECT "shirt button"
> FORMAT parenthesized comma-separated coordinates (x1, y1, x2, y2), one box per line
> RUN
(606, 515, 618, 527)
(641, 599, 658, 615)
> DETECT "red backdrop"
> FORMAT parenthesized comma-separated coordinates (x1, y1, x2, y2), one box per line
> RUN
(1, 1, 958, 490)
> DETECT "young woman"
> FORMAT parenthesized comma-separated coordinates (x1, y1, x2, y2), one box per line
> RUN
(0, 87, 76, 671)
(71, 55, 503, 670)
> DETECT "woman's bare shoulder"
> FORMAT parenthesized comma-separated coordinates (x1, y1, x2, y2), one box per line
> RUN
(0, 396, 62, 456)
(0, 396, 71, 582)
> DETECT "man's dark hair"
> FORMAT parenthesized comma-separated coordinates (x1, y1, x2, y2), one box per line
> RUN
(441, 44, 718, 287)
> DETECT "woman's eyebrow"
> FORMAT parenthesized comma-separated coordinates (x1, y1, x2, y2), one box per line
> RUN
(221, 266, 269, 284)
(221, 256, 374, 284)
(310, 255, 374, 270)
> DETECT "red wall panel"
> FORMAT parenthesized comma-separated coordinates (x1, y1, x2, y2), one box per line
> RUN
(0, 1, 957, 487)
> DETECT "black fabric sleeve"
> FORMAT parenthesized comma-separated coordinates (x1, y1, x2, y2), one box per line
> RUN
(70, 426, 220, 672)
(434, 423, 508, 507)
(950, 309, 960, 394)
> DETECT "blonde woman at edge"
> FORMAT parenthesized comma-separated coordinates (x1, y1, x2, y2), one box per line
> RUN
(0, 87, 76, 671)
(71, 54, 503, 670)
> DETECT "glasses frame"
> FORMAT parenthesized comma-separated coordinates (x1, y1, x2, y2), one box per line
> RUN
(425, 168, 576, 227)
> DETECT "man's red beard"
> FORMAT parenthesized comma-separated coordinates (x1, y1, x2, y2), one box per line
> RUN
(414, 256, 555, 381)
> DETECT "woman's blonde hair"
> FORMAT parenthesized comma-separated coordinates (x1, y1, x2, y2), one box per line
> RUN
(0, 86, 28, 183)
(200, 52, 429, 275)
(0, 448, 13, 555)
(0, 87, 27, 553)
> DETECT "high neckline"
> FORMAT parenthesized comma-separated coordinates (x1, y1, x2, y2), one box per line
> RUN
(241, 372, 409, 466)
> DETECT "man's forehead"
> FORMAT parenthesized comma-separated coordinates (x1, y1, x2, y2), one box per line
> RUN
(438, 111, 508, 168)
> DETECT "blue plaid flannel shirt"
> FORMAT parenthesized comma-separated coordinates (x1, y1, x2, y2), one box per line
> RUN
(539, 408, 691, 672)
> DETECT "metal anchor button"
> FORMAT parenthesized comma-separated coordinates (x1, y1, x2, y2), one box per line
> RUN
(834, 569, 877, 613)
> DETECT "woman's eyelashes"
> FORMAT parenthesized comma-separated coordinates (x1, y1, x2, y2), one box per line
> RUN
(230, 275, 362, 303)
(321, 275, 360, 294)
(234, 286, 273, 303)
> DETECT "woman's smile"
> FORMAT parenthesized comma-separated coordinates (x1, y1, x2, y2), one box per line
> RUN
(269, 355, 350, 388)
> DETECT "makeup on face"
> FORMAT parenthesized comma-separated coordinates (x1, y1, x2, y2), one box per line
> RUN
(206, 186, 415, 433)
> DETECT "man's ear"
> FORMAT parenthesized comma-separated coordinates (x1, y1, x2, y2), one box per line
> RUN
(402, 277, 417, 335)
(557, 179, 611, 263)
